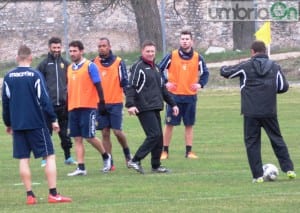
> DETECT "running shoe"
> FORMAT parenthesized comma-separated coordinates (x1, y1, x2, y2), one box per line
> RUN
(48, 194, 72, 203)
(67, 168, 87, 176)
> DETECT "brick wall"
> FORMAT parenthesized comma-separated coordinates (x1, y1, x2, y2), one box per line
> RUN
(0, 0, 299, 62)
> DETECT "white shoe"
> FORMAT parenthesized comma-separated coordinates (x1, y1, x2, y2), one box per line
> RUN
(67, 168, 87, 176)
(102, 154, 111, 173)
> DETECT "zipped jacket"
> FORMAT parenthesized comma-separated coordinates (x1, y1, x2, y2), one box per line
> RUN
(125, 57, 176, 112)
(37, 53, 69, 106)
(220, 54, 289, 117)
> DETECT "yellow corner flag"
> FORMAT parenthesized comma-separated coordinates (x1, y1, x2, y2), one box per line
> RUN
(255, 21, 271, 45)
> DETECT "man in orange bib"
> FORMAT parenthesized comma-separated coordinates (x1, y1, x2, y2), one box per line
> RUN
(93, 37, 132, 171)
(159, 30, 209, 159)
(66, 40, 111, 176)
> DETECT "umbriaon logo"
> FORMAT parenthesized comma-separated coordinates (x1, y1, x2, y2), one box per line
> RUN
(207, 0, 299, 21)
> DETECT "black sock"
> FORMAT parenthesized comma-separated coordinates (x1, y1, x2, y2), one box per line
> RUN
(102, 153, 109, 160)
(111, 155, 114, 166)
(186, 146, 192, 154)
(27, 191, 35, 197)
(163, 146, 169, 153)
(49, 188, 57, 196)
(78, 163, 85, 170)
(123, 147, 131, 160)
(64, 150, 71, 160)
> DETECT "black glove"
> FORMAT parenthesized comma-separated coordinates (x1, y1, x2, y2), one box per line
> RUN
(98, 100, 107, 115)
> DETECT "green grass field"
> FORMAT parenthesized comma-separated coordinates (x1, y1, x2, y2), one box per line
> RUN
(0, 87, 299, 212)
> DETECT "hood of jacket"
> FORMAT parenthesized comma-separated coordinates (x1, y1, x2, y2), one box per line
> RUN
(251, 54, 274, 76)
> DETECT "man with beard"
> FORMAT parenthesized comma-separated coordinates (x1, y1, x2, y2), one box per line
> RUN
(37, 37, 76, 167)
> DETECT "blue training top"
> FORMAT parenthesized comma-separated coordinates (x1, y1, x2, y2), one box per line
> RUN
(2, 66, 57, 130)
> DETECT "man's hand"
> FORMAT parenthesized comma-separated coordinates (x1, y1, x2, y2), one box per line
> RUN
(98, 100, 108, 115)
(52, 121, 60, 133)
(172, 106, 179, 116)
(191, 83, 201, 92)
(166, 82, 177, 91)
(6, 126, 12, 135)
(128, 106, 139, 116)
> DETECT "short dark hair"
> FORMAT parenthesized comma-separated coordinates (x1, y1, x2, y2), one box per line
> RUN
(141, 40, 156, 49)
(69, 40, 84, 50)
(99, 37, 110, 46)
(17, 45, 31, 60)
(48, 37, 62, 46)
(181, 30, 193, 39)
(251, 40, 266, 54)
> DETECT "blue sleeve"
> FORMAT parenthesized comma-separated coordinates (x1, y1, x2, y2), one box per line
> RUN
(88, 62, 101, 83)
(199, 55, 209, 88)
(1, 78, 11, 127)
(158, 53, 171, 82)
(119, 60, 129, 88)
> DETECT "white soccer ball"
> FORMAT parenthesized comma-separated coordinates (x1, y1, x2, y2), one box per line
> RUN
(263, 163, 279, 181)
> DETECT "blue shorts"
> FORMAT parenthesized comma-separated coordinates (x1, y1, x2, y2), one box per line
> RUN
(96, 103, 123, 130)
(165, 102, 196, 126)
(68, 108, 96, 138)
(13, 128, 54, 159)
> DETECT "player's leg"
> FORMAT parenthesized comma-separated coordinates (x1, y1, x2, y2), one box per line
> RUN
(262, 117, 296, 178)
(111, 104, 131, 163)
(56, 106, 76, 164)
(244, 116, 264, 180)
(13, 130, 37, 204)
(182, 102, 197, 158)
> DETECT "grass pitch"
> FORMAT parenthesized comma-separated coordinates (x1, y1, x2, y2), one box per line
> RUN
(0, 87, 299, 212)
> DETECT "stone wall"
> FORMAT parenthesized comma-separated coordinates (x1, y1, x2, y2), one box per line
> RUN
(0, 0, 299, 62)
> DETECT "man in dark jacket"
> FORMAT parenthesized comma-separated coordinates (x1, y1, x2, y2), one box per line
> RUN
(2, 45, 71, 204)
(220, 40, 296, 183)
(126, 40, 179, 174)
(37, 37, 76, 166)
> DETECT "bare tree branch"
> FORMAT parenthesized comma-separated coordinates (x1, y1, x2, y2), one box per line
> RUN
(0, 0, 10, 10)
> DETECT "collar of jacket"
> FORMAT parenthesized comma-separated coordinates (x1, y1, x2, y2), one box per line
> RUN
(178, 47, 194, 59)
(98, 50, 116, 67)
(252, 53, 269, 59)
(141, 56, 155, 68)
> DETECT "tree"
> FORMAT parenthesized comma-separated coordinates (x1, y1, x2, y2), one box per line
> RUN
(99, 0, 163, 51)
(233, 21, 255, 50)
(129, 0, 163, 51)
(232, 0, 255, 50)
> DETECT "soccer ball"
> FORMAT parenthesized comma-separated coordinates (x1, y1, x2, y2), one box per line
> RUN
(263, 163, 279, 181)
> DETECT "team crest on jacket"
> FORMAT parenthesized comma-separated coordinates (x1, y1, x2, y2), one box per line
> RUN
(166, 116, 172, 123)
(60, 63, 65, 69)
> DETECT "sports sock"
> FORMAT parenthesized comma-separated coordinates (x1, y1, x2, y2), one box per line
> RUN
(64, 151, 71, 160)
(102, 153, 109, 160)
(163, 146, 169, 153)
(78, 163, 85, 170)
(123, 147, 131, 160)
(186, 145, 192, 154)
(26, 190, 35, 197)
(49, 188, 57, 196)
(111, 155, 114, 166)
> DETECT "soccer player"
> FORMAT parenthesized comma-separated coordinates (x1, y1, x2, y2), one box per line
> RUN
(37, 37, 76, 167)
(220, 40, 296, 183)
(66, 40, 111, 176)
(2, 45, 72, 204)
(93, 37, 132, 171)
(126, 40, 179, 174)
(159, 30, 209, 159)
